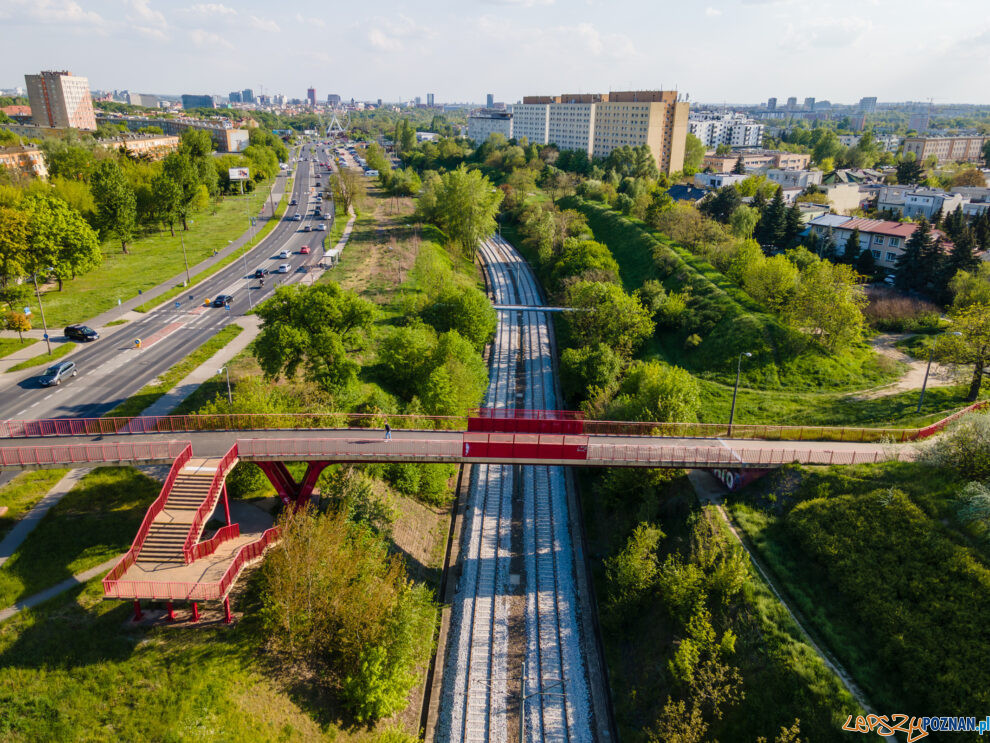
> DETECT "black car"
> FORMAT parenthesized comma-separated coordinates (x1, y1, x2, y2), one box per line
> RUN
(64, 324, 98, 342)
(39, 360, 77, 387)
(212, 294, 233, 307)
(290, 198, 298, 206)
(253, 268, 266, 279)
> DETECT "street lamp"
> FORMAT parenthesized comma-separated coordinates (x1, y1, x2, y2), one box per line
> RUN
(917, 331, 962, 413)
(179, 231, 190, 285)
(728, 352, 752, 435)
(217, 366, 232, 407)
(31, 270, 53, 356)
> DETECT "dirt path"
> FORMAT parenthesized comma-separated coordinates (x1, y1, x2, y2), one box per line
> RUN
(857, 333, 956, 399)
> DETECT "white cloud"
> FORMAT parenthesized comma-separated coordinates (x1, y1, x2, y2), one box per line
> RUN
(705, 7, 722, 16)
(125, 0, 168, 40)
(779, 16, 873, 52)
(295, 12, 325, 28)
(364, 14, 437, 52)
(483, 0, 555, 5)
(247, 15, 280, 32)
(189, 27, 233, 49)
(0, 0, 106, 28)
(184, 3, 237, 16)
(368, 28, 402, 51)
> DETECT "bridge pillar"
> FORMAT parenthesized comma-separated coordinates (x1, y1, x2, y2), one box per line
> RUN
(706, 467, 768, 491)
(165, 601, 175, 622)
(256, 461, 331, 510)
(223, 597, 233, 624)
(132, 600, 143, 622)
(191, 602, 200, 622)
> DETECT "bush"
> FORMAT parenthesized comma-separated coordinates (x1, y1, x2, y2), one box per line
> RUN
(560, 343, 623, 404)
(863, 287, 942, 332)
(918, 412, 990, 480)
(606, 361, 702, 423)
(419, 284, 496, 351)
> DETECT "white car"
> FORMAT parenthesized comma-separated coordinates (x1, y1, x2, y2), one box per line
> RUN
(317, 223, 326, 231)
(277, 263, 290, 273)
(279, 249, 290, 259)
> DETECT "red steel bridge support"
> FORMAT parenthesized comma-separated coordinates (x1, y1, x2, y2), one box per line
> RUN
(255, 460, 332, 509)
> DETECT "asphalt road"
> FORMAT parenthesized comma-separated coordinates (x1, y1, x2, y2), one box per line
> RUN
(0, 141, 337, 423)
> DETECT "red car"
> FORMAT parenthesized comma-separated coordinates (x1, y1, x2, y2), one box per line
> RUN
(300, 246, 311, 254)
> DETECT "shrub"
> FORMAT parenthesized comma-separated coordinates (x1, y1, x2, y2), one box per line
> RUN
(684, 334, 702, 349)
(918, 413, 990, 480)
(863, 287, 942, 332)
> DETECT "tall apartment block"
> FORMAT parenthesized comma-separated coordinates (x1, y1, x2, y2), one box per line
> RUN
(510, 90, 689, 175)
(24, 70, 96, 130)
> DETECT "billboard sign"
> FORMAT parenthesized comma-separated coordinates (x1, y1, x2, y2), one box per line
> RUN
(228, 167, 250, 181)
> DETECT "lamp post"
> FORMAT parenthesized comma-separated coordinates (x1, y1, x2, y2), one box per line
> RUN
(217, 366, 232, 407)
(179, 231, 190, 285)
(917, 331, 962, 413)
(31, 271, 53, 356)
(728, 352, 752, 435)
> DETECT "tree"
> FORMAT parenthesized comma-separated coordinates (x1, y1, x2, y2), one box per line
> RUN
(161, 152, 199, 230)
(605, 522, 665, 606)
(785, 260, 866, 351)
(560, 342, 623, 403)
(842, 227, 861, 264)
(983, 139, 990, 167)
(90, 160, 136, 253)
(731, 156, 746, 175)
(683, 133, 705, 173)
(728, 205, 759, 239)
(942, 228, 980, 294)
(741, 253, 800, 313)
(425, 165, 502, 255)
(150, 172, 182, 236)
(254, 282, 376, 393)
(951, 167, 987, 188)
(179, 127, 214, 159)
(755, 187, 786, 249)
(419, 285, 496, 351)
(896, 156, 924, 184)
(949, 263, 990, 308)
(606, 360, 702, 423)
(562, 281, 654, 357)
(895, 218, 933, 292)
(940, 302, 990, 401)
(3, 310, 30, 341)
(811, 130, 842, 164)
(783, 202, 803, 247)
(855, 244, 878, 279)
(22, 194, 101, 291)
(0, 205, 29, 300)
(699, 186, 741, 224)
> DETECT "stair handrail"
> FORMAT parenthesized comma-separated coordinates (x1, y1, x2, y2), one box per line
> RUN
(182, 443, 239, 563)
(103, 443, 193, 591)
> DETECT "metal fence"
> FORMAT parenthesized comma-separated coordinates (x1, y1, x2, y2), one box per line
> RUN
(0, 440, 188, 469)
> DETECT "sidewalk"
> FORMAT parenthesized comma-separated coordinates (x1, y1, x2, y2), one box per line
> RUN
(138, 316, 262, 417)
(303, 205, 356, 287)
(0, 468, 91, 568)
(0, 555, 120, 623)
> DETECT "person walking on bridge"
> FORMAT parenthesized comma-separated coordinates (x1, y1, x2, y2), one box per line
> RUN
(384, 422, 391, 441)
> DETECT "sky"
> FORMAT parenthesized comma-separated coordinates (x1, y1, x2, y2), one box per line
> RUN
(2, 0, 988, 105)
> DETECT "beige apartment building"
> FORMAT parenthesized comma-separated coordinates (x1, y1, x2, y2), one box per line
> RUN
(511, 89, 689, 174)
(24, 70, 96, 130)
(902, 136, 987, 164)
(702, 150, 811, 173)
(98, 134, 180, 160)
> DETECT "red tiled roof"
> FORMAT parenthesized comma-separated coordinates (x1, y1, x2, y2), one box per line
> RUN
(1, 105, 31, 116)
(838, 218, 918, 238)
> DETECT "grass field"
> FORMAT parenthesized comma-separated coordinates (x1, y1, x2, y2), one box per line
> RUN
(5, 340, 75, 373)
(0, 338, 37, 360)
(0, 467, 159, 609)
(102, 325, 244, 418)
(0, 470, 68, 542)
(29, 187, 272, 329)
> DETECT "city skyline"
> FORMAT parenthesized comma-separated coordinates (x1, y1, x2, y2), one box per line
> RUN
(3, 0, 990, 104)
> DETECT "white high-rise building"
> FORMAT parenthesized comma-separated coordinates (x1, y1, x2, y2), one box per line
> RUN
(467, 109, 513, 142)
(687, 112, 764, 148)
(25, 70, 96, 130)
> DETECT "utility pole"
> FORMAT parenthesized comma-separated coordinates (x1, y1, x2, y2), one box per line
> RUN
(179, 231, 190, 285)
(32, 271, 52, 356)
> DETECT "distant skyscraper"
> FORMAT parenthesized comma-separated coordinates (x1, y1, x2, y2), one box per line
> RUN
(786, 96, 797, 110)
(241, 88, 255, 104)
(181, 94, 215, 109)
(859, 96, 878, 114)
(486, 93, 494, 107)
(25, 70, 97, 130)
(307, 87, 316, 107)
(427, 93, 434, 107)
(908, 113, 930, 132)
(804, 97, 815, 111)
(767, 97, 777, 111)
(327, 94, 341, 106)
(415, 96, 421, 106)
(229, 91, 242, 103)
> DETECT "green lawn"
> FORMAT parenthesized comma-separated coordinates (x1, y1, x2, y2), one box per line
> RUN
(0, 338, 37, 360)
(0, 467, 159, 609)
(133, 180, 290, 313)
(29, 186, 272, 328)
(5, 341, 75, 373)
(0, 470, 68, 542)
(102, 324, 244, 418)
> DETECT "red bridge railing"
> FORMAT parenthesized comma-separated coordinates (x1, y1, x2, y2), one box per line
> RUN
(0, 440, 188, 469)
(585, 443, 896, 468)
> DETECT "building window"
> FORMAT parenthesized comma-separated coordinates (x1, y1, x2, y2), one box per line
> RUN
(874, 235, 884, 244)
(886, 252, 897, 262)
(888, 238, 899, 247)
(872, 250, 881, 258)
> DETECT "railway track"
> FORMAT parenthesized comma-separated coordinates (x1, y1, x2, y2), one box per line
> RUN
(436, 236, 593, 743)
